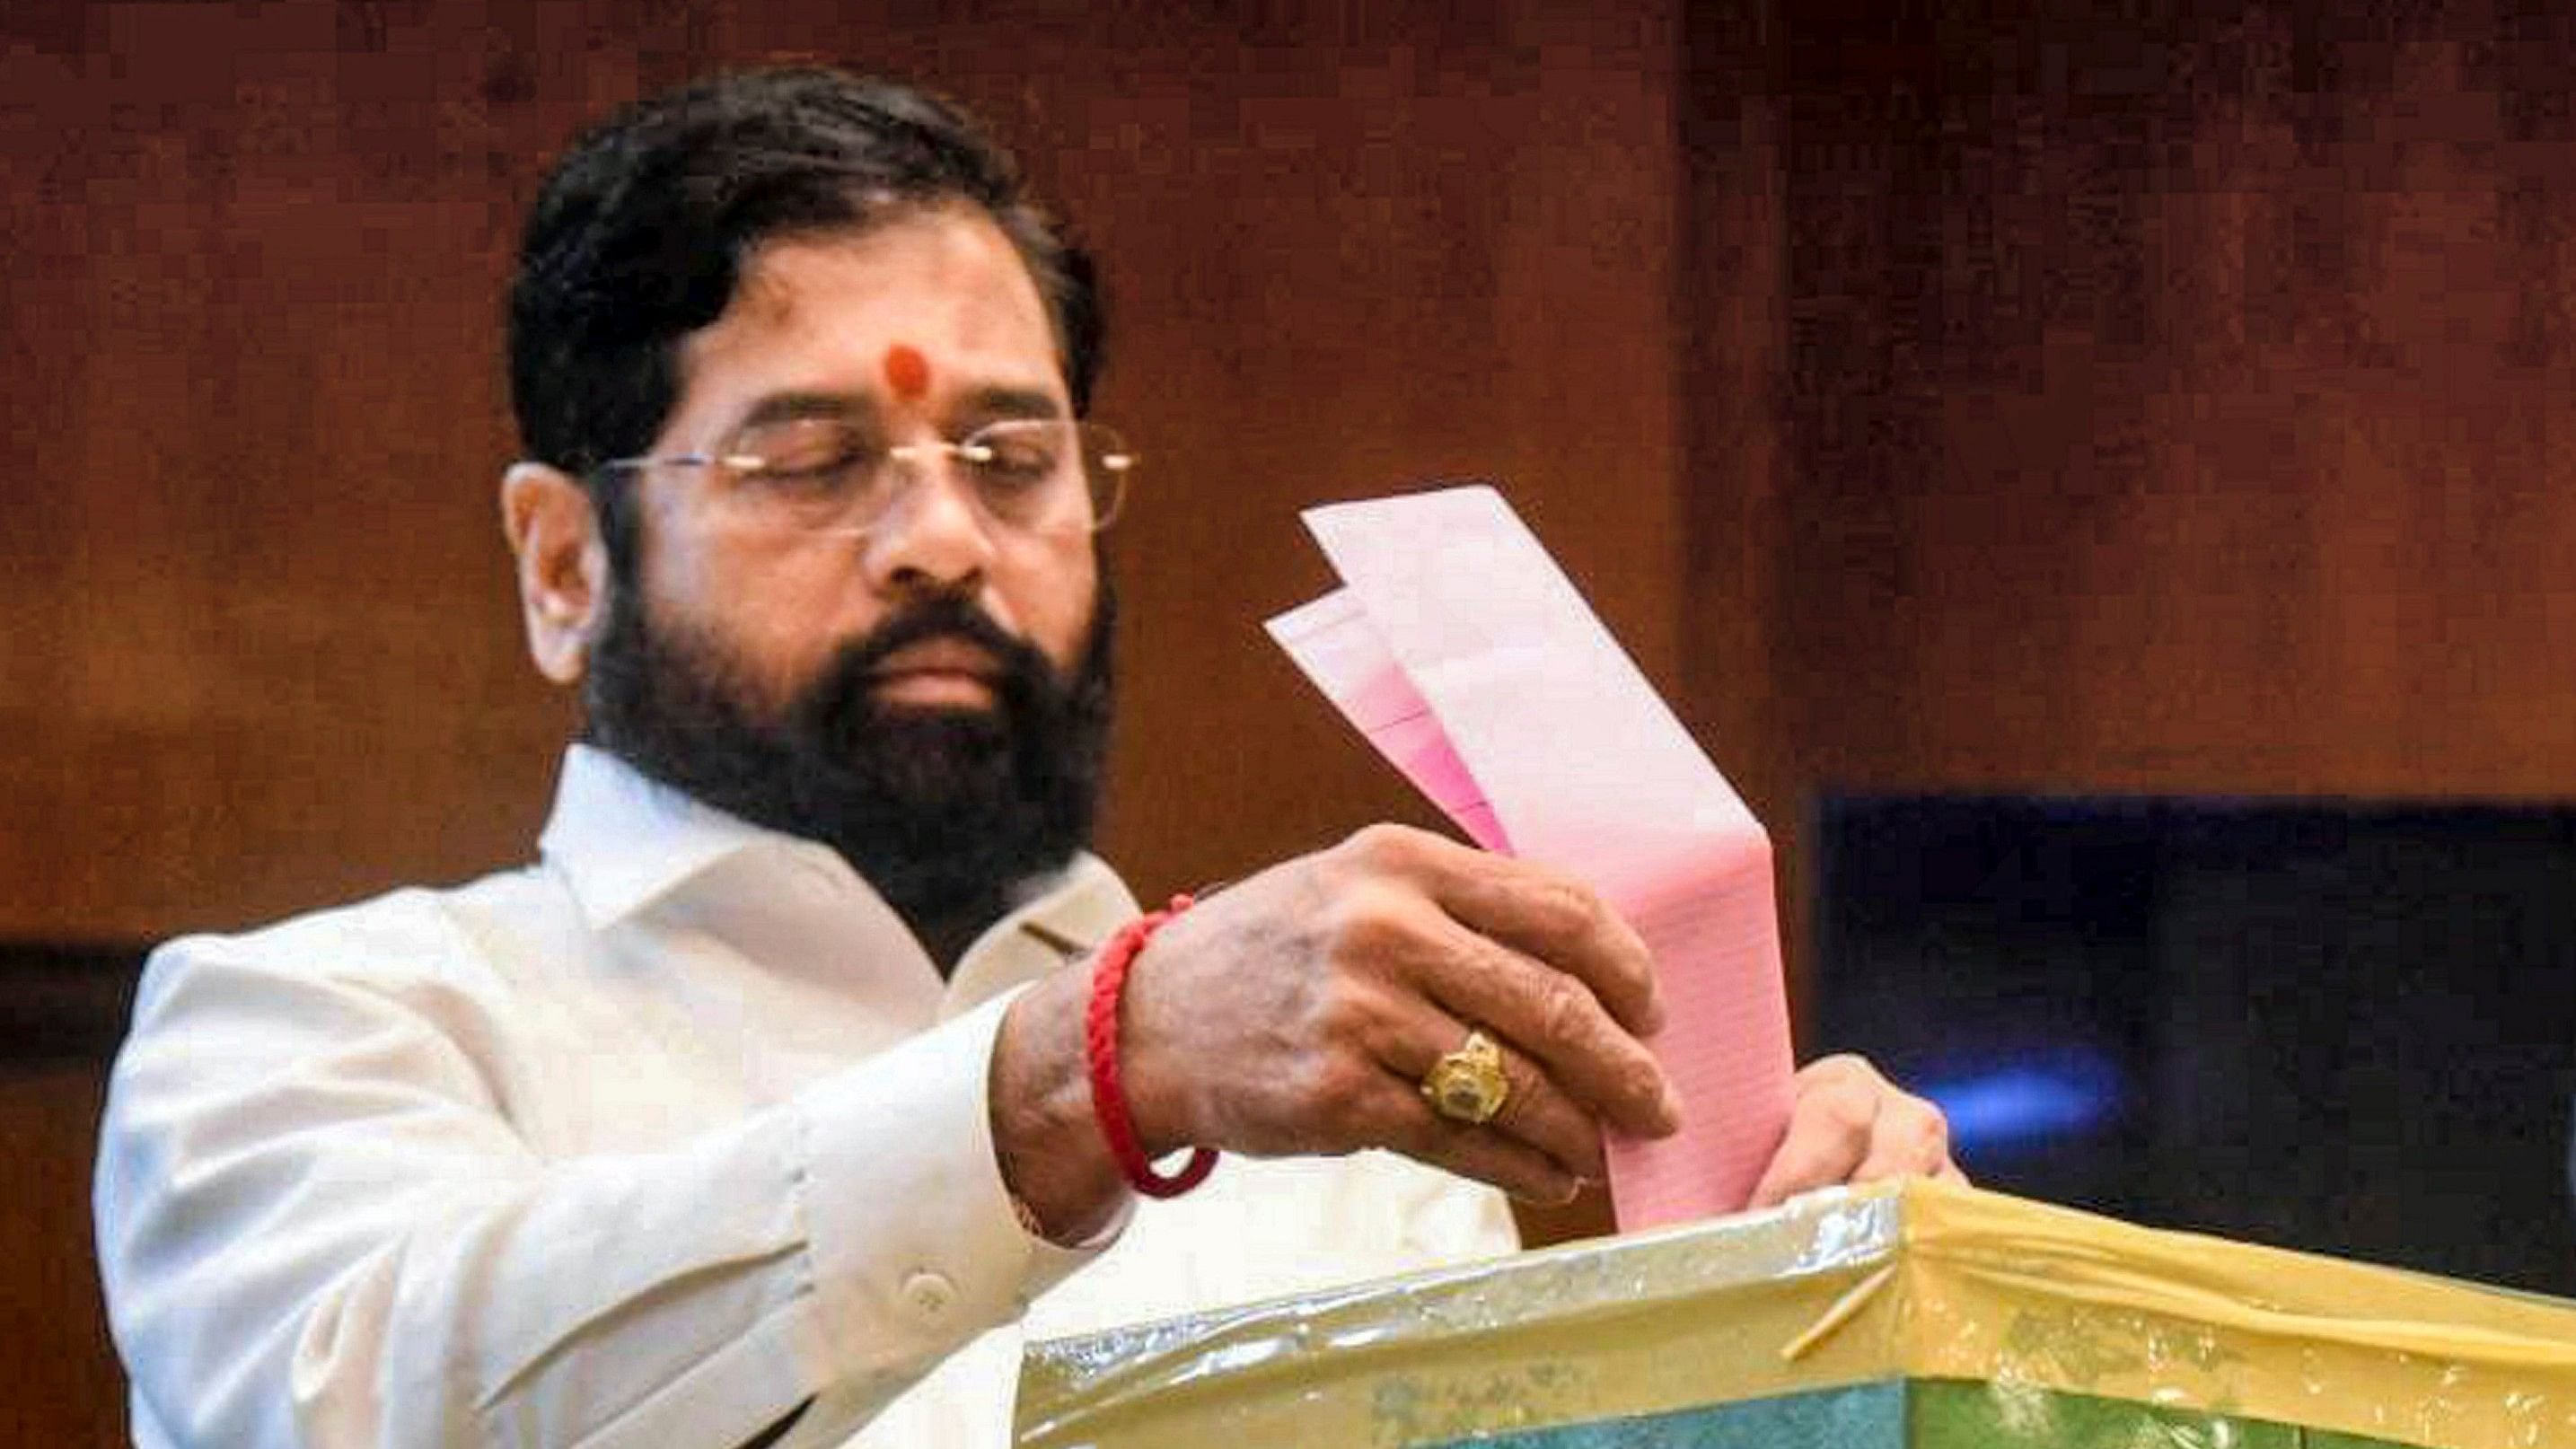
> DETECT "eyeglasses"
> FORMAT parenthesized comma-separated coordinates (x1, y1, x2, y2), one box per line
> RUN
(595, 415, 1135, 535)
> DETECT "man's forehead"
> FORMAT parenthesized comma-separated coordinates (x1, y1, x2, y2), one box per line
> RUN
(672, 210, 1067, 429)
(723, 208, 1042, 326)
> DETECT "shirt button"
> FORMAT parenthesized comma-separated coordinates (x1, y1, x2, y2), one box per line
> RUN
(901, 1270, 956, 1317)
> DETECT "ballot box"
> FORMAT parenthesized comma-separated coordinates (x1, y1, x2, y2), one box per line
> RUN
(1015, 1179, 2576, 1448)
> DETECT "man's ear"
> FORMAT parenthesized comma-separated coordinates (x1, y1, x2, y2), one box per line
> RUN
(500, 462, 611, 685)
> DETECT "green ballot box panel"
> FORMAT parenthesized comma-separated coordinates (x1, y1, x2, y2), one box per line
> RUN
(1442, 1380, 1906, 1448)
(1017, 1181, 2576, 1449)
(1444, 1379, 2414, 1449)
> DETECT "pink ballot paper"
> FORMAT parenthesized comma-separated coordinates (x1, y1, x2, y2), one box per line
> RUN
(1264, 485, 1795, 1230)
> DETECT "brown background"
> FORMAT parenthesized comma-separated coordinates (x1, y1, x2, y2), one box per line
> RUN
(7, 0, 2574, 1440)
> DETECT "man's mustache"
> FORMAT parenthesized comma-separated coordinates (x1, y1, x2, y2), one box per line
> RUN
(797, 594, 1064, 746)
(845, 595, 1040, 681)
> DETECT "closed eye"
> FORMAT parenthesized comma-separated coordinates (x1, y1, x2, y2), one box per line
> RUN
(733, 417, 879, 493)
(958, 422, 1067, 491)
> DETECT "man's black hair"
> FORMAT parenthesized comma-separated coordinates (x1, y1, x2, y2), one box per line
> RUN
(506, 66, 1103, 560)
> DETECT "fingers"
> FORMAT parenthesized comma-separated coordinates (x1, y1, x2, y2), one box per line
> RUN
(1252, 970, 1598, 1204)
(1341, 826, 1666, 1037)
(1358, 1064, 1587, 1205)
(1319, 828, 1676, 1140)
(1853, 1083, 1952, 1182)
(1747, 1055, 1956, 1210)
(1377, 999, 1609, 1184)
(1412, 918, 1678, 1141)
(1118, 824, 1687, 1198)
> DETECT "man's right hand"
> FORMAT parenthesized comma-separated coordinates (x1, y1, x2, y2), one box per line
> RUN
(988, 824, 1680, 1240)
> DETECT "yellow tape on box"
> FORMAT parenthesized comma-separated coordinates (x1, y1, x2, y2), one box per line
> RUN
(1016, 1181, 2576, 1449)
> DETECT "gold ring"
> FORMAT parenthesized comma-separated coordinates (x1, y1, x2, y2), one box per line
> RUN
(1420, 1029, 1510, 1125)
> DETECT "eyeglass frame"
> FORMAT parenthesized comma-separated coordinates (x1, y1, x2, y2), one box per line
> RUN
(588, 412, 1137, 537)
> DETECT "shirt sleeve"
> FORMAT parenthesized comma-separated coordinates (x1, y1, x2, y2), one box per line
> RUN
(94, 935, 1103, 1449)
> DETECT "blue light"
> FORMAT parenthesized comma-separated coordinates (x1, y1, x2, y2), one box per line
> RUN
(1917, 1052, 2124, 1149)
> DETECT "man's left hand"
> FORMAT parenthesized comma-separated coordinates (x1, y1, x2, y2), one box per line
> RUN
(1745, 1054, 1965, 1209)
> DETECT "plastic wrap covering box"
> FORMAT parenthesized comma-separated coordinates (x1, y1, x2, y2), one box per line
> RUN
(1015, 1180, 2576, 1448)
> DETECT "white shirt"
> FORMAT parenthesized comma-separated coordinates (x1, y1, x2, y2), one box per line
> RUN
(95, 745, 1516, 1448)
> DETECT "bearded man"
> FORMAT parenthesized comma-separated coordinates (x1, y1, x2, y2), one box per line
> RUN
(95, 67, 1956, 1449)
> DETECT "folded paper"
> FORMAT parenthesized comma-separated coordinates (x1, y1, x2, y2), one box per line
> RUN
(1266, 485, 1795, 1227)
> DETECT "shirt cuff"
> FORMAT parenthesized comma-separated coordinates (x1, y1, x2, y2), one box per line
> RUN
(794, 988, 1112, 1386)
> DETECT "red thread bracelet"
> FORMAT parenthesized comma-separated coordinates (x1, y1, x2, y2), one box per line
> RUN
(1085, 893, 1217, 1199)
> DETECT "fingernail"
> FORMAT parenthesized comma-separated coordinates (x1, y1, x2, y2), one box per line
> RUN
(1657, 1084, 1684, 1133)
(1516, 1175, 1580, 1207)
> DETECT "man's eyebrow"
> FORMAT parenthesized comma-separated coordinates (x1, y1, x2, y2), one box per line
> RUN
(731, 391, 877, 434)
(724, 384, 1065, 439)
(954, 385, 1067, 425)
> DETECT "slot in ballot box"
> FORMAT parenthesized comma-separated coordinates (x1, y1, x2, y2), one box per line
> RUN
(1016, 1180, 2576, 1448)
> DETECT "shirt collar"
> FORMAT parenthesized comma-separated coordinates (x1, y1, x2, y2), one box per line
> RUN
(535, 744, 1139, 1001)
(538, 743, 789, 930)
(947, 851, 1139, 1010)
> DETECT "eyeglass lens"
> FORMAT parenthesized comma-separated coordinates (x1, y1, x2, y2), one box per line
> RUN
(720, 417, 1130, 533)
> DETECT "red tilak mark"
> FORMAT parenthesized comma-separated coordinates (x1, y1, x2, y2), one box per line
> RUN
(883, 344, 931, 399)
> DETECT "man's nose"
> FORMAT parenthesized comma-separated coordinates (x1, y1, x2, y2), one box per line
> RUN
(859, 456, 998, 596)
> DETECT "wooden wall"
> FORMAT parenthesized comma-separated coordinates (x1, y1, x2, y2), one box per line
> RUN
(1757, 0, 2576, 806)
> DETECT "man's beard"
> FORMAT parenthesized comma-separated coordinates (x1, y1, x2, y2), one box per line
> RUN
(581, 576, 1114, 952)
